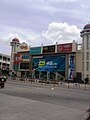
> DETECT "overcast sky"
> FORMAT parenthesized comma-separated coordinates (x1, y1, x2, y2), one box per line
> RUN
(0, 0, 90, 55)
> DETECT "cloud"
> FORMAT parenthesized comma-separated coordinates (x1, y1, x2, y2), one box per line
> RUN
(0, 26, 40, 54)
(42, 22, 81, 44)
(0, 0, 88, 54)
(0, 22, 82, 54)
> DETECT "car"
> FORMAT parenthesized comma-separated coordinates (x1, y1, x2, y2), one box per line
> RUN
(0, 75, 7, 88)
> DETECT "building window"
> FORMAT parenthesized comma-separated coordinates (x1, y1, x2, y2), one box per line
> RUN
(86, 74, 89, 78)
(20, 63, 29, 69)
(0, 56, 2, 60)
(82, 36, 84, 50)
(3, 57, 7, 61)
(8, 58, 10, 61)
(86, 52, 89, 60)
(86, 62, 89, 71)
(86, 35, 89, 50)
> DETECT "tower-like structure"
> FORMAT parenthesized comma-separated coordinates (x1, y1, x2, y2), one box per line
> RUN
(80, 24, 90, 82)
(10, 38, 20, 74)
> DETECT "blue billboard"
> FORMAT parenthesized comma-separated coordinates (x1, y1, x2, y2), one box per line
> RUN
(32, 55, 66, 72)
(68, 54, 75, 80)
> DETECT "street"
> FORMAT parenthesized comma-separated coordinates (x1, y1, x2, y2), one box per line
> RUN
(0, 81, 90, 120)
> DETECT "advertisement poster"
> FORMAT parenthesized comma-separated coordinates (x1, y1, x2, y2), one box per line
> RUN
(32, 55, 66, 72)
(57, 43, 72, 53)
(30, 47, 41, 55)
(43, 45, 55, 53)
(13, 53, 21, 64)
(68, 54, 75, 80)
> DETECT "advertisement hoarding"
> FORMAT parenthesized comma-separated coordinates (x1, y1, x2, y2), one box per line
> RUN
(43, 45, 55, 53)
(32, 55, 66, 72)
(30, 47, 41, 55)
(57, 43, 72, 53)
(68, 54, 75, 80)
(13, 53, 21, 64)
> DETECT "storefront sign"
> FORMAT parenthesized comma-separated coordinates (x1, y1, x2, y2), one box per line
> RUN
(30, 47, 41, 55)
(19, 45, 28, 49)
(17, 42, 29, 52)
(43, 45, 55, 53)
(57, 43, 72, 53)
(22, 55, 29, 59)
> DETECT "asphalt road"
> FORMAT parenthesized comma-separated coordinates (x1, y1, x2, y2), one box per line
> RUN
(0, 81, 90, 120)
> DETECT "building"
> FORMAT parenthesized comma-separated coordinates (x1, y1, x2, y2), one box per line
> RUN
(0, 52, 10, 75)
(10, 38, 20, 75)
(10, 38, 82, 82)
(14, 42, 30, 77)
(80, 24, 90, 82)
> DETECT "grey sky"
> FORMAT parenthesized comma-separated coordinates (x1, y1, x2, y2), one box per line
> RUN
(0, 0, 89, 54)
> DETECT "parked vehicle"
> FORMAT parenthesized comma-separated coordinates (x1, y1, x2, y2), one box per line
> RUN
(0, 75, 7, 88)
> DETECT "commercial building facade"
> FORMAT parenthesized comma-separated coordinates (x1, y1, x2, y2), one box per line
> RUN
(11, 40, 82, 82)
(80, 24, 90, 82)
(0, 52, 10, 75)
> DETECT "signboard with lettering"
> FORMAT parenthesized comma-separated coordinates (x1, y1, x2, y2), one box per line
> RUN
(30, 47, 41, 55)
(19, 45, 28, 49)
(32, 55, 66, 72)
(57, 43, 72, 53)
(22, 54, 29, 61)
(43, 45, 55, 53)
(39, 60, 45, 66)
(17, 42, 29, 52)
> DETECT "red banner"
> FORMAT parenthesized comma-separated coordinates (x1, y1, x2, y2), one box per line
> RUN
(13, 53, 21, 64)
(57, 43, 72, 53)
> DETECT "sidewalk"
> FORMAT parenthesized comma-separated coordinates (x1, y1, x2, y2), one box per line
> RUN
(7, 78, 90, 91)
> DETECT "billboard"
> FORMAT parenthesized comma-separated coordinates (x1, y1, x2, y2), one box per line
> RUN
(17, 42, 29, 52)
(32, 55, 66, 72)
(30, 47, 41, 55)
(22, 55, 29, 59)
(43, 45, 55, 53)
(68, 54, 75, 80)
(57, 43, 72, 53)
(22, 54, 29, 61)
(13, 53, 21, 64)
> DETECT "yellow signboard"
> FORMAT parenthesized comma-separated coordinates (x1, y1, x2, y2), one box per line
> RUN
(39, 60, 45, 66)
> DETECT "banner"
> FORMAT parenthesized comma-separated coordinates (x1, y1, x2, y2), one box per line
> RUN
(43, 45, 55, 53)
(13, 53, 21, 64)
(68, 54, 75, 80)
(57, 43, 72, 53)
(30, 47, 41, 54)
(32, 55, 66, 72)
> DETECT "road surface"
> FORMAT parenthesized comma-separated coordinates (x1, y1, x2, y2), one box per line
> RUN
(0, 81, 90, 120)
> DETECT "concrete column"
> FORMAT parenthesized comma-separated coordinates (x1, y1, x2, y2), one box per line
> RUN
(47, 71, 50, 80)
(41, 44, 43, 54)
(55, 42, 58, 53)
